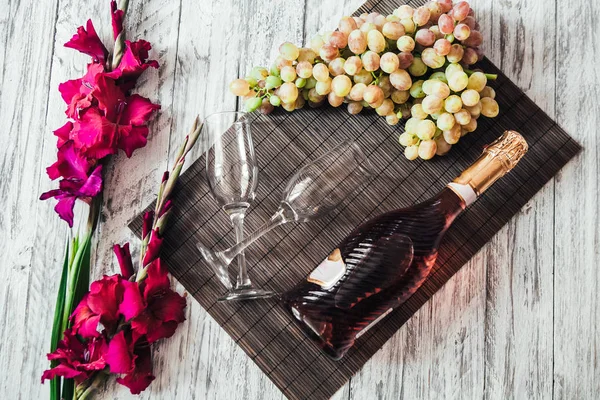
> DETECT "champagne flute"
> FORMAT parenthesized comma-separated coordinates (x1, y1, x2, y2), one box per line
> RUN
(202, 111, 275, 301)
(197, 140, 373, 295)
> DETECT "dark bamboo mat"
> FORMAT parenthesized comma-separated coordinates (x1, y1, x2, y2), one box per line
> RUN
(130, 1, 581, 398)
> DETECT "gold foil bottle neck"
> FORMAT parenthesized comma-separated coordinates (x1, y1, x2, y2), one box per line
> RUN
(453, 131, 529, 196)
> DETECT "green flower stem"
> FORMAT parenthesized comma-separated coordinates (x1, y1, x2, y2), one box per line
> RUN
(136, 117, 203, 282)
(76, 373, 106, 400)
(111, 0, 130, 70)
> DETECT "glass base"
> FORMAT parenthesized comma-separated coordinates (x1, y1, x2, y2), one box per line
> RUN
(218, 287, 277, 302)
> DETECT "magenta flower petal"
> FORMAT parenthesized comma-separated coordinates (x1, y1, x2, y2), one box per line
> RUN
(119, 280, 145, 321)
(53, 122, 73, 147)
(53, 195, 77, 227)
(46, 141, 94, 181)
(72, 107, 119, 159)
(115, 341, 155, 394)
(92, 74, 127, 122)
(117, 125, 149, 158)
(114, 40, 159, 90)
(142, 229, 163, 266)
(71, 294, 102, 338)
(110, 0, 125, 40)
(58, 78, 83, 104)
(64, 19, 108, 63)
(76, 165, 103, 197)
(113, 243, 135, 280)
(120, 94, 161, 126)
(105, 331, 135, 374)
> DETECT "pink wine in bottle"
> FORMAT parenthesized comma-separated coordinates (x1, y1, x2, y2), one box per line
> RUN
(282, 131, 528, 360)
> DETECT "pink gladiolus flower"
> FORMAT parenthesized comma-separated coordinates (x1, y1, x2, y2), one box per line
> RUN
(40, 165, 103, 226)
(111, 40, 159, 91)
(41, 329, 108, 384)
(131, 259, 186, 343)
(110, 0, 125, 40)
(114, 243, 135, 280)
(64, 20, 108, 63)
(142, 210, 154, 240)
(105, 330, 155, 394)
(141, 229, 163, 266)
(59, 63, 105, 119)
(46, 141, 96, 181)
(71, 274, 144, 338)
(53, 122, 73, 148)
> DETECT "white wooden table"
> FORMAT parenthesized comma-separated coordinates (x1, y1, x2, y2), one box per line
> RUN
(1, 0, 598, 398)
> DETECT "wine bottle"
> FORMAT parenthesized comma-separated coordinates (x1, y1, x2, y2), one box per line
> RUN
(281, 131, 528, 360)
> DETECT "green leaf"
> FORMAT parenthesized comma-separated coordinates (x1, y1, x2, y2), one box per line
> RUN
(49, 241, 69, 400)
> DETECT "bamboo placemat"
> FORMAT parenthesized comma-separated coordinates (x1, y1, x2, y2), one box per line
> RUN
(130, 1, 581, 398)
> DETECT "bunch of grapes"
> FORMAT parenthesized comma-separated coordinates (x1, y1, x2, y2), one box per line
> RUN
(229, 0, 500, 160)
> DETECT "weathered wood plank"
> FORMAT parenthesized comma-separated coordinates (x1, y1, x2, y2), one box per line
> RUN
(553, 1, 600, 399)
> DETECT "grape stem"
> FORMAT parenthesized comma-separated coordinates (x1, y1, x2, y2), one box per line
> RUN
(463, 68, 498, 80)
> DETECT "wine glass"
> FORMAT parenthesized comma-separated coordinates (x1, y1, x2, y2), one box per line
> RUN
(197, 140, 373, 297)
(202, 111, 275, 301)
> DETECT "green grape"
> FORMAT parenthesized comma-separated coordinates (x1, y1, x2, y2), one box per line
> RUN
(229, 79, 251, 96)
(298, 48, 317, 63)
(437, 112, 455, 131)
(295, 77, 307, 88)
(454, 109, 472, 125)
(397, 35, 416, 52)
(382, 21, 405, 40)
(429, 80, 450, 99)
(270, 65, 280, 77)
(481, 97, 500, 117)
(380, 52, 400, 74)
(421, 48, 445, 69)
(332, 75, 353, 97)
(349, 82, 367, 101)
(245, 76, 258, 87)
(410, 80, 426, 98)
(313, 63, 330, 82)
(304, 77, 317, 89)
(465, 101, 482, 118)
(461, 89, 480, 107)
(386, 114, 400, 125)
(408, 57, 428, 77)
(405, 145, 419, 160)
(480, 86, 496, 99)
(315, 79, 332, 95)
(344, 56, 363, 76)
(391, 89, 410, 104)
(376, 98, 395, 116)
(250, 67, 269, 81)
(446, 44, 464, 63)
(245, 97, 262, 112)
(270, 95, 282, 107)
(443, 124, 461, 144)
(395, 5, 414, 19)
(411, 103, 428, 119)
(307, 88, 325, 103)
(413, 6, 431, 26)
(347, 101, 363, 115)
(280, 66, 297, 83)
(429, 72, 448, 83)
(360, 22, 377, 33)
(310, 35, 325, 53)
(399, 132, 418, 146)
(361, 51, 381, 72)
(400, 18, 416, 34)
(467, 72, 487, 92)
(280, 42, 300, 61)
(367, 29, 386, 53)
(444, 95, 462, 113)
(435, 136, 452, 156)
(265, 75, 283, 90)
(416, 119, 436, 140)
(421, 95, 444, 114)
(418, 140, 437, 160)
(430, 112, 441, 120)
(390, 69, 412, 91)
(354, 69, 373, 84)
(363, 85, 384, 104)
(448, 71, 469, 92)
(328, 92, 344, 107)
(377, 76, 393, 97)
(445, 63, 463, 78)
(279, 82, 299, 104)
(281, 101, 296, 112)
(296, 61, 313, 79)
(405, 117, 420, 134)
(398, 103, 412, 119)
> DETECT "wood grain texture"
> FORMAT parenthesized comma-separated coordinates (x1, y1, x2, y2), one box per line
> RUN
(0, 1, 596, 400)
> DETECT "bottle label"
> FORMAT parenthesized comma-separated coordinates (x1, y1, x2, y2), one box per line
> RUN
(308, 248, 346, 290)
(447, 182, 477, 206)
(355, 307, 394, 339)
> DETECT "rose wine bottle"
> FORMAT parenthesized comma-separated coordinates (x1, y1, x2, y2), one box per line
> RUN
(282, 131, 528, 360)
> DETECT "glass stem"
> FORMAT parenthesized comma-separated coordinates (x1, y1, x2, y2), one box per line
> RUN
(221, 206, 290, 265)
(230, 212, 251, 289)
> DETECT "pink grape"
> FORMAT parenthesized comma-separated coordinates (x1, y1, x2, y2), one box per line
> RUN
(363, 85, 384, 104)
(349, 83, 367, 101)
(348, 101, 363, 115)
(376, 99, 395, 116)
(296, 61, 313, 79)
(397, 35, 416, 52)
(447, 44, 465, 63)
(429, 25, 443, 40)
(353, 16, 364, 27)
(454, 23, 471, 41)
(398, 52, 414, 69)
(415, 28, 436, 46)
(462, 47, 478, 65)
(374, 14, 387, 29)
(338, 16, 358, 35)
(313, 63, 330, 82)
(468, 8, 475, 17)
(328, 58, 346, 76)
(421, 48, 445, 69)
(229, 79, 251, 96)
(438, 0, 453, 13)
(463, 30, 483, 47)
(438, 14, 454, 34)
(427, 2, 443, 22)
(280, 65, 297, 82)
(463, 16, 476, 29)
(329, 31, 348, 48)
(361, 51, 381, 71)
(307, 88, 325, 103)
(390, 69, 412, 90)
(380, 52, 400, 73)
(353, 69, 373, 85)
(382, 21, 405, 40)
(377, 76, 393, 97)
(422, 95, 444, 114)
(474, 47, 485, 61)
(360, 22, 377, 33)
(279, 42, 300, 61)
(344, 56, 363, 75)
(348, 30, 367, 54)
(331, 75, 352, 97)
(400, 18, 416, 34)
(260, 98, 274, 115)
(395, 5, 414, 19)
(297, 48, 317, 63)
(315, 79, 331, 95)
(328, 92, 344, 107)
(320, 43, 339, 62)
(279, 82, 299, 103)
(434, 38, 451, 56)
(275, 55, 293, 69)
(453, 1, 471, 21)
(413, 6, 431, 26)
(367, 29, 386, 53)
